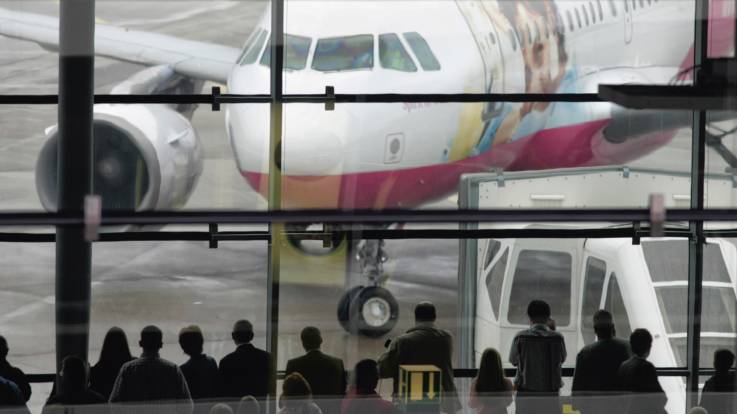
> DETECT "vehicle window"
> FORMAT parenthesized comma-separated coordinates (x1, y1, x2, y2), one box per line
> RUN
(597, 0, 604, 20)
(609, 0, 618, 16)
(237, 29, 261, 65)
(639, 0, 645, 7)
(312, 35, 374, 72)
(604, 273, 632, 339)
(403, 32, 441, 71)
(582, 257, 607, 345)
(483, 240, 502, 270)
(575, 8, 582, 28)
(589, 2, 597, 23)
(632, 0, 637, 10)
(642, 241, 730, 282)
(489, 32, 496, 45)
(485, 248, 508, 320)
(508, 28, 518, 50)
(671, 337, 735, 370)
(655, 286, 736, 333)
(582, 5, 590, 26)
(240, 30, 268, 66)
(379, 33, 417, 72)
(260, 34, 312, 70)
(566, 10, 574, 31)
(508, 250, 572, 325)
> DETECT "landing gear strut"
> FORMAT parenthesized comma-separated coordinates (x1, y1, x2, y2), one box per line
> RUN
(337, 239, 398, 337)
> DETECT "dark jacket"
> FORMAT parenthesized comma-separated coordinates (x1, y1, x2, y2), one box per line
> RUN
(378, 323, 460, 413)
(219, 344, 272, 399)
(700, 372, 737, 414)
(286, 350, 346, 414)
(0, 360, 31, 402)
(572, 337, 631, 393)
(90, 358, 134, 400)
(617, 356, 667, 414)
(181, 354, 219, 400)
(45, 388, 106, 406)
(0, 376, 24, 407)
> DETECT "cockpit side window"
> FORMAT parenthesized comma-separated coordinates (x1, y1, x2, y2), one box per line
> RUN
(237, 29, 260, 65)
(239, 30, 268, 66)
(379, 33, 417, 72)
(260, 34, 312, 70)
(312, 35, 374, 72)
(403, 32, 441, 71)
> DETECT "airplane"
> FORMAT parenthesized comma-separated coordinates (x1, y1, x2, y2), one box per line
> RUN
(0, 0, 734, 338)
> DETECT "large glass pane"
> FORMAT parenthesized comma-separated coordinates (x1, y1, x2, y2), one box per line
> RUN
(507, 249, 572, 325)
(581, 257, 607, 345)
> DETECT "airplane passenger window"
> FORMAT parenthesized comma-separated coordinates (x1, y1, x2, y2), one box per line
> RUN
(507, 250, 572, 326)
(239, 30, 268, 66)
(312, 35, 374, 72)
(575, 8, 582, 28)
(597, 0, 604, 20)
(582, 257, 607, 345)
(508, 28, 518, 50)
(589, 2, 596, 23)
(403, 32, 441, 71)
(485, 248, 508, 320)
(489, 32, 496, 45)
(582, 5, 590, 26)
(639, 0, 645, 8)
(378, 33, 417, 72)
(566, 10, 574, 32)
(260, 34, 312, 70)
(631, 0, 636, 10)
(609, 0, 618, 16)
(604, 273, 632, 339)
(642, 241, 731, 283)
(483, 240, 502, 270)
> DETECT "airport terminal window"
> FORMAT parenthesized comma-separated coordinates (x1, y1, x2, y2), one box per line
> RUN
(403, 32, 441, 71)
(671, 337, 736, 370)
(260, 34, 312, 70)
(582, 257, 607, 345)
(378, 34, 417, 72)
(507, 250, 572, 326)
(483, 240, 502, 269)
(239, 29, 268, 66)
(486, 248, 508, 320)
(312, 35, 374, 72)
(643, 241, 731, 283)
(609, 0, 618, 16)
(604, 273, 632, 339)
(656, 286, 736, 333)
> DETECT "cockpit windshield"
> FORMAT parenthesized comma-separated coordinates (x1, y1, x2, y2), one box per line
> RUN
(239, 29, 268, 66)
(312, 35, 374, 72)
(379, 33, 416, 72)
(260, 34, 312, 70)
(403, 32, 441, 71)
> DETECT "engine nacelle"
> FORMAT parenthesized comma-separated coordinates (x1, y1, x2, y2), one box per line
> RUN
(36, 104, 203, 211)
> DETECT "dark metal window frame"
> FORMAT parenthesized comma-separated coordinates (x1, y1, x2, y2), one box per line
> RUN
(0, 0, 725, 402)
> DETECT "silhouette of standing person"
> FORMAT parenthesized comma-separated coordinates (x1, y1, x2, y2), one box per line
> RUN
(109, 325, 192, 414)
(90, 327, 134, 400)
(178, 325, 219, 411)
(219, 320, 271, 401)
(699, 349, 737, 414)
(286, 327, 346, 414)
(0, 336, 31, 402)
(279, 373, 322, 414)
(469, 348, 512, 414)
(43, 356, 105, 413)
(617, 329, 667, 414)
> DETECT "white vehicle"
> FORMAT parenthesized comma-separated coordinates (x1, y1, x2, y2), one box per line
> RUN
(460, 167, 737, 414)
(1, 0, 734, 336)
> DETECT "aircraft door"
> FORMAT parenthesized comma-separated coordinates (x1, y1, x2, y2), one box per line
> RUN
(623, 0, 633, 43)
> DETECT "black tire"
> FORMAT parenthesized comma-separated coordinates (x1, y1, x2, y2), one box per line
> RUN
(337, 286, 364, 333)
(348, 286, 399, 338)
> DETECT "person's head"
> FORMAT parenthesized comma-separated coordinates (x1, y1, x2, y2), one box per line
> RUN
(209, 403, 234, 414)
(280, 373, 312, 408)
(98, 327, 132, 366)
(593, 310, 616, 340)
(236, 396, 260, 414)
(232, 320, 254, 345)
(527, 300, 551, 325)
(354, 359, 379, 394)
(300, 327, 322, 352)
(475, 348, 506, 394)
(414, 301, 437, 323)
(139, 325, 163, 353)
(59, 356, 89, 393)
(688, 407, 707, 414)
(179, 325, 204, 357)
(0, 335, 7, 359)
(714, 349, 735, 373)
(629, 329, 653, 358)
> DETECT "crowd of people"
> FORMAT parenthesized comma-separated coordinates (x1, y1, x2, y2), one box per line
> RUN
(0, 300, 735, 414)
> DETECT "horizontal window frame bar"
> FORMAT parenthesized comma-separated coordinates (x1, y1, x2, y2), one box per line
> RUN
(0, 93, 603, 106)
(0, 209, 736, 226)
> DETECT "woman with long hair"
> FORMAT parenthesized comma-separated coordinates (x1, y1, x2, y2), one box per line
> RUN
(469, 348, 513, 414)
(89, 327, 134, 399)
(279, 373, 322, 414)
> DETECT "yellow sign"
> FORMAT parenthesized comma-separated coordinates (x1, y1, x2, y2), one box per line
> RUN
(563, 404, 581, 414)
(398, 365, 441, 412)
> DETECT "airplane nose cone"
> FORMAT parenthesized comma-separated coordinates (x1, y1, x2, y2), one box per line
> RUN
(282, 105, 349, 176)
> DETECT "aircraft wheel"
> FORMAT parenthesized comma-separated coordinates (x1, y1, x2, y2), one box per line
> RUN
(337, 286, 364, 333)
(349, 286, 399, 338)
